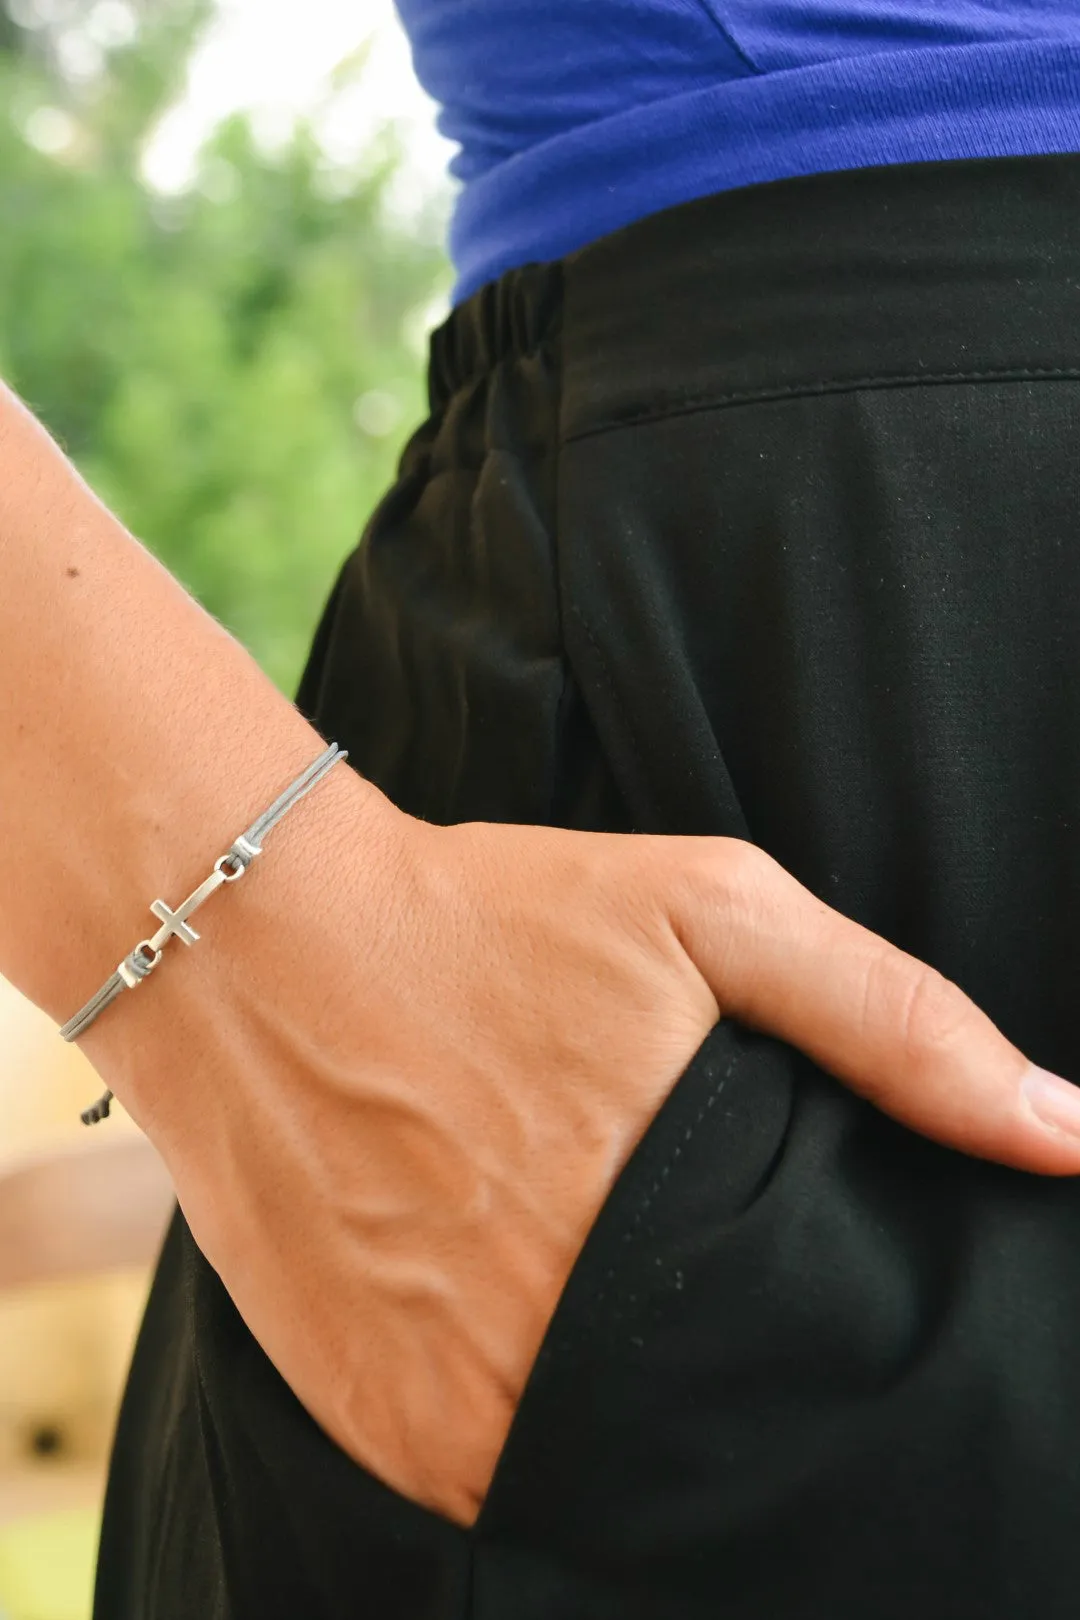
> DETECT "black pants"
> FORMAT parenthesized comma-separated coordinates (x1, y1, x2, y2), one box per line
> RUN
(95, 155, 1080, 1619)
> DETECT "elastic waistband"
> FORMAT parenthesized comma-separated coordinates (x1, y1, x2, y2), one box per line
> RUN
(428, 261, 563, 412)
(430, 153, 1080, 440)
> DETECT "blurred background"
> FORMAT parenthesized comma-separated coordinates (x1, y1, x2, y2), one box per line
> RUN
(0, 2, 451, 1614)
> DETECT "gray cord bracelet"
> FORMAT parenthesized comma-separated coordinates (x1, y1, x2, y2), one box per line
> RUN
(59, 740, 348, 1125)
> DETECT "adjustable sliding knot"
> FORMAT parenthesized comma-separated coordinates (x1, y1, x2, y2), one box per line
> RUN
(80, 1091, 113, 1126)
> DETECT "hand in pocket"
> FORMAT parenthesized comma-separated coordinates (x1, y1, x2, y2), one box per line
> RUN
(82, 778, 1080, 1525)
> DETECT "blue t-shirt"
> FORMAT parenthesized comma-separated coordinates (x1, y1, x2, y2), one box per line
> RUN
(395, 1, 1080, 303)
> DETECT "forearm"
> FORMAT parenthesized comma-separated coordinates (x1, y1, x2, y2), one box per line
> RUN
(0, 380, 392, 1117)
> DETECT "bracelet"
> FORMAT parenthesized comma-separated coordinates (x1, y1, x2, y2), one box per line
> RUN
(59, 740, 349, 1126)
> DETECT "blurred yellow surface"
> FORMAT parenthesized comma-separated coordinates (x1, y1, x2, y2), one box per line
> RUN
(1, 975, 158, 1620)
(0, 1504, 99, 1620)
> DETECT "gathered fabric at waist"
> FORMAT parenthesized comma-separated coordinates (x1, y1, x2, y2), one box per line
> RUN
(429, 152, 1080, 441)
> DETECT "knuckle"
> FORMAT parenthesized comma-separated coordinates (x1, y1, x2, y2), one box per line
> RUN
(702, 836, 776, 906)
(889, 958, 973, 1060)
(637, 833, 752, 905)
(672, 835, 800, 947)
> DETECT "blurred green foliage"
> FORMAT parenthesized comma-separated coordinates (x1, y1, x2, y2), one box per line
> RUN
(0, 0, 451, 693)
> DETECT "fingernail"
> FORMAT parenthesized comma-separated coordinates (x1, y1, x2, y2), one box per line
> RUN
(1021, 1064, 1080, 1141)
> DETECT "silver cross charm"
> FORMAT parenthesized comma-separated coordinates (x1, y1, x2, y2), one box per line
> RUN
(149, 895, 203, 946)
(61, 742, 346, 1088)
(141, 834, 264, 957)
(147, 868, 229, 952)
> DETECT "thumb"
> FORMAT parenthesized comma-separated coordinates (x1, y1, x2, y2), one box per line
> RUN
(665, 839, 1080, 1176)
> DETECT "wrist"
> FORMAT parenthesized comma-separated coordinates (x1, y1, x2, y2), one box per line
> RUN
(75, 737, 406, 1136)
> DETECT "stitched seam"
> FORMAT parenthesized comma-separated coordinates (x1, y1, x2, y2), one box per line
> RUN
(564, 364, 1080, 444)
(567, 602, 651, 821)
(545, 293, 571, 828)
(591, 1065, 731, 1321)
(629, 1069, 730, 1243)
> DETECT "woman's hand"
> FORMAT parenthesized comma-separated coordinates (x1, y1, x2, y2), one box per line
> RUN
(4, 379, 1072, 1527)
(82, 772, 1080, 1528)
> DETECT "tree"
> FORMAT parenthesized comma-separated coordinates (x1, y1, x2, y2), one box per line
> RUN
(0, 0, 451, 693)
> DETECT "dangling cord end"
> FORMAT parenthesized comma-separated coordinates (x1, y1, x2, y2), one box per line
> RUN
(81, 1089, 113, 1126)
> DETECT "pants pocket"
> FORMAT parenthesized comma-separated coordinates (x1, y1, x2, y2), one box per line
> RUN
(473, 1015, 797, 1544)
(472, 1022, 1080, 1620)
